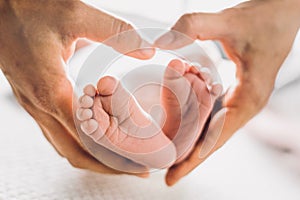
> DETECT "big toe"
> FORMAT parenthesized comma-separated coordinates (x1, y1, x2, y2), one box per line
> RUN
(97, 76, 132, 120)
(164, 59, 186, 80)
(163, 59, 191, 104)
(98, 76, 153, 135)
(97, 76, 118, 96)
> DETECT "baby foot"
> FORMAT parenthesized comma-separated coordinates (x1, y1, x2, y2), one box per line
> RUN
(76, 76, 176, 169)
(161, 59, 222, 163)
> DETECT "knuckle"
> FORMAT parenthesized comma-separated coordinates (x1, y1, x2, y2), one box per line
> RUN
(117, 21, 133, 33)
(110, 19, 134, 38)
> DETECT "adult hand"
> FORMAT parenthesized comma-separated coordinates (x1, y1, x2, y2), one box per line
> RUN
(155, 0, 300, 185)
(0, 0, 154, 175)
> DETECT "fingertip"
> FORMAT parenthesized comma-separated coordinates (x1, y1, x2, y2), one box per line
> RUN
(136, 172, 150, 178)
(154, 30, 193, 50)
(165, 169, 179, 186)
(78, 7, 155, 60)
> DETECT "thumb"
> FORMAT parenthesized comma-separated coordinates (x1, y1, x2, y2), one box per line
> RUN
(155, 12, 228, 50)
(73, 2, 155, 59)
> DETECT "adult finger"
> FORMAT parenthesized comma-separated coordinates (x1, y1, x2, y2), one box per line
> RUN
(73, 1, 155, 59)
(165, 81, 267, 186)
(165, 108, 243, 186)
(155, 12, 229, 50)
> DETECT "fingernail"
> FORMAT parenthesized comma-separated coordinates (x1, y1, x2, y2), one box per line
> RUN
(155, 32, 175, 47)
(137, 173, 150, 178)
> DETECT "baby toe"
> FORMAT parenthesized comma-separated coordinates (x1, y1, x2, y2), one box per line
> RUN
(164, 59, 186, 79)
(84, 84, 97, 97)
(97, 76, 118, 96)
(79, 95, 94, 108)
(81, 119, 99, 135)
(199, 67, 213, 85)
(211, 82, 223, 97)
(76, 108, 93, 121)
(189, 66, 200, 75)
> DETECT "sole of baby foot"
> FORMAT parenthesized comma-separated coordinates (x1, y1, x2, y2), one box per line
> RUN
(162, 59, 222, 164)
(77, 76, 177, 170)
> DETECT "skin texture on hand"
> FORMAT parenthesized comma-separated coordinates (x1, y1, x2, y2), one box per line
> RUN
(155, 0, 300, 186)
(0, 0, 154, 176)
